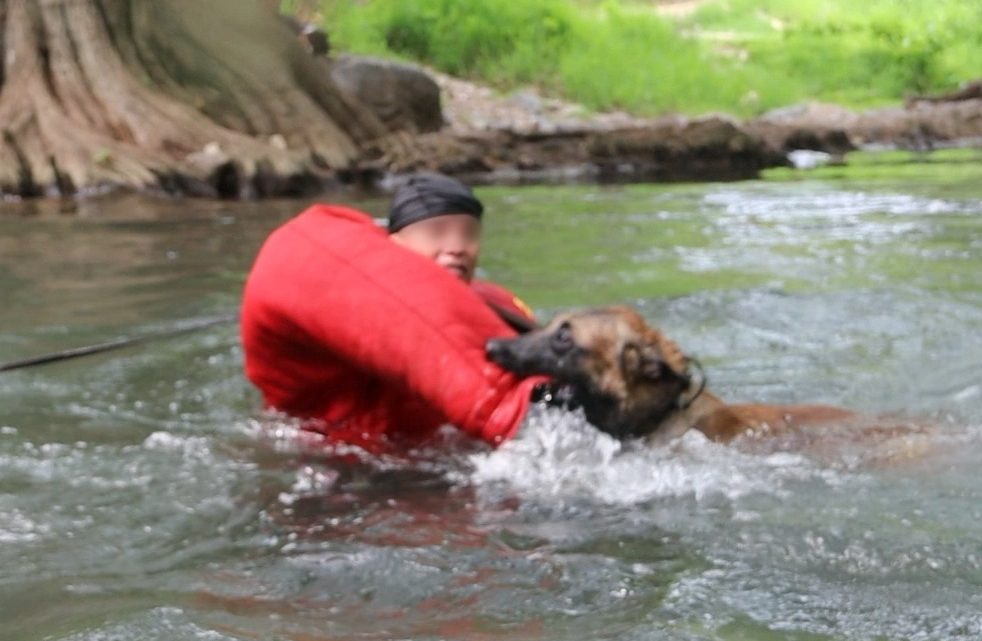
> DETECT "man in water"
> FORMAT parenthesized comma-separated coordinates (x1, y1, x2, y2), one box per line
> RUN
(240, 172, 541, 450)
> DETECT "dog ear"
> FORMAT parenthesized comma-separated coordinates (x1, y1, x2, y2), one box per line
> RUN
(621, 328, 693, 384)
(645, 329, 689, 379)
(621, 342, 669, 381)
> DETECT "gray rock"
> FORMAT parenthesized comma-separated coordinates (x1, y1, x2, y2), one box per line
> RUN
(330, 55, 444, 134)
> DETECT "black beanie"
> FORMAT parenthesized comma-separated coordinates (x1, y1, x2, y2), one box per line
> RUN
(388, 172, 484, 233)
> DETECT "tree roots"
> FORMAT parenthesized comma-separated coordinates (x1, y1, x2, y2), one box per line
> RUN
(0, 0, 390, 198)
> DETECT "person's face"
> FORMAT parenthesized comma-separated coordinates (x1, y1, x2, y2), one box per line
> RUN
(391, 214, 481, 282)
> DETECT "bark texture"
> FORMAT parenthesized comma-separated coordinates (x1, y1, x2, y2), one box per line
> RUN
(0, 0, 389, 198)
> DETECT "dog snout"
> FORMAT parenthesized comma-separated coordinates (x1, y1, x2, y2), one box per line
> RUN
(487, 336, 534, 374)
(485, 338, 511, 365)
(487, 333, 560, 377)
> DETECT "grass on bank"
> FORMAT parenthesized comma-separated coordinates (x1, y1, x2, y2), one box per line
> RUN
(687, 0, 982, 107)
(291, 0, 982, 117)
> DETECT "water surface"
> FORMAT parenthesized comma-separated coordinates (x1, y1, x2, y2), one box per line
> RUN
(1, 163, 981, 640)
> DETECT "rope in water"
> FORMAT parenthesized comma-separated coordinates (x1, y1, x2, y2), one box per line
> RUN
(0, 301, 533, 374)
(0, 313, 238, 373)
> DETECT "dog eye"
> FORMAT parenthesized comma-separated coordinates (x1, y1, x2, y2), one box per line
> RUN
(551, 323, 574, 353)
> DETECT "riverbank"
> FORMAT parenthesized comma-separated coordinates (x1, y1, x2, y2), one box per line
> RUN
(2, 0, 979, 201)
(371, 60, 982, 185)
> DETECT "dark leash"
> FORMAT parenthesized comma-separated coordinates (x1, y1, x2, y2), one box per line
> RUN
(0, 313, 238, 373)
(0, 298, 531, 374)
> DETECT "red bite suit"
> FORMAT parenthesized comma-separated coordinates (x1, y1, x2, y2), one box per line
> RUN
(240, 204, 542, 450)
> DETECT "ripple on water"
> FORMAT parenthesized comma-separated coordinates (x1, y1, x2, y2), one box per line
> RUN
(703, 185, 972, 219)
(60, 606, 239, 641)
(0, 428, 260, 585)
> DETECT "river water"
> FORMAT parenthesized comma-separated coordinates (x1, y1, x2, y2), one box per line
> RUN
(1, 162, 981, 640)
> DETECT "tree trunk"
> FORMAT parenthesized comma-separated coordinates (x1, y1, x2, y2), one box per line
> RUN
(0, 0, 391, 198)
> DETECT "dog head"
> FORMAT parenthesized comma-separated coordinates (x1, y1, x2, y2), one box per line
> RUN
(487, 306, 699, 438)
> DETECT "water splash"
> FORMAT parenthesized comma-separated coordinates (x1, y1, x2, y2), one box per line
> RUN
(469, 405, 845, 505)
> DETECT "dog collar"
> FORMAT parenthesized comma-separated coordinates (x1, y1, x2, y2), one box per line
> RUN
(676, 356, 707, 410)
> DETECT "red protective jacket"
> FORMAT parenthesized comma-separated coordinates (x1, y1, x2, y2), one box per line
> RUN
(240, 204, 542, 449)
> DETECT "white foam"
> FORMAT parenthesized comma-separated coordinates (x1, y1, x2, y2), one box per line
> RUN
(469, 406, 839, 505)
(143, 431, 214, 461)
(704, 187, 966, 219)
(0, 507, 50, 543)
(279, 465, 342, 506)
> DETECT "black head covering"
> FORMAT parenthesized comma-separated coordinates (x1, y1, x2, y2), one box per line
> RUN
(388, 172, 484, 233)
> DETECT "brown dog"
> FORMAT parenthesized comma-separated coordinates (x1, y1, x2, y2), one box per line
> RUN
(486, 306, 861, 445)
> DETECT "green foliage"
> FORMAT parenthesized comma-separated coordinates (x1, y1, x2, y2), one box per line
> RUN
(316, 0, 982, 116)
(557, 3, 748, 113)
(689, 0, 982, 105)
(322, 0, 577, 87)
(321, 0, 750, 114)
